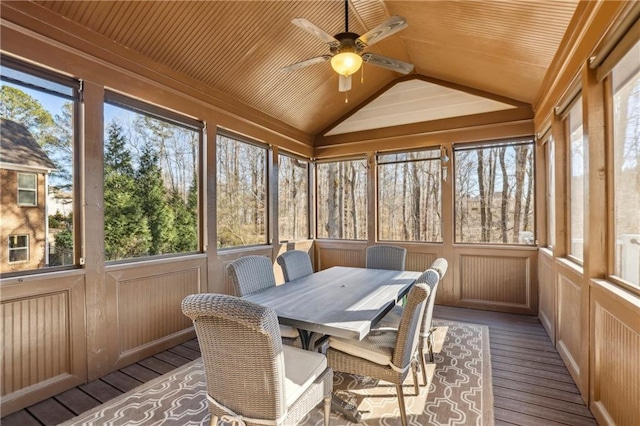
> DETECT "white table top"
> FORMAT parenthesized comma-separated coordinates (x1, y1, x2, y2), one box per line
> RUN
(243, 266, 421, 341)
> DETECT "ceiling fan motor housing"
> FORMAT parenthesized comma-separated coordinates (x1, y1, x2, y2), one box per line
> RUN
(332, 32, 363, 55)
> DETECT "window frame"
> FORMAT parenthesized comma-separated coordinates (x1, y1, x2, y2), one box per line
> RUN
(103, 91, 204, 263)
(315, 155, 368, 241)
(277, 150, 311, 242)
(17, 172, 38, 206)
(8, 235, 29, 264)
(543, 133, 556, 250)
(376, 147, 443, 243)
(215, 129, 270, 250)
(563, 94, 585, 265)
(603, 36, 640, 293)
(1, 55, 80, 278)
(452, 137, 537, 246)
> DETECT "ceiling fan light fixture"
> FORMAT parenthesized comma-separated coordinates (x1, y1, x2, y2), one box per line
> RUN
(331, 52, 362, 76)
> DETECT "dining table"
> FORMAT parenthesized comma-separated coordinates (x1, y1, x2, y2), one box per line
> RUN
(243, 265, 422, 422)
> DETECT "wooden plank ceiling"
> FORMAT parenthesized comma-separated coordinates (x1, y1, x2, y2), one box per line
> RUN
(33, 0, 579, 137)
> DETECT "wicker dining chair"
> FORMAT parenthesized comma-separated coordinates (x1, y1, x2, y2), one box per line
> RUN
(326, 283, 430, 426)
(226, 255, 300, 344)
(374, 257, 448, 385)
(276, 250, 314, 282)
(182, 293, 333, 426)
(365, 245, 407, 271)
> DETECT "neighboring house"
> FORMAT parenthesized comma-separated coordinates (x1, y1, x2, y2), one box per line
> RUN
(0, 118, 56, 273)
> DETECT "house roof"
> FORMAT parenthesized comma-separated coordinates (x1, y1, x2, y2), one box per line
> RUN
(17, 1, 580, 139)
(0, 118, 57, 171)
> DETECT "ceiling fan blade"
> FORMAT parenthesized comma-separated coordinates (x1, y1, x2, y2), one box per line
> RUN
(280, 55, 332, 73)
(362, 53, 414, 74)
(356, 16, 408, 48)
(292, 18, 340, 48)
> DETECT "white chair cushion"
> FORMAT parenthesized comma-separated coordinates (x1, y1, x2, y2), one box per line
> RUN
(282, 345, 327, 406)
(328, 329, 397, 366)
(279, 324, 300, 339)
(372, 305, 403, 330)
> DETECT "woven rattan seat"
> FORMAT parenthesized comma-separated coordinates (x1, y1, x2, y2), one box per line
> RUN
(182, 293, 332, 426)
(365, 245, 407, 271)
(276, 250, 314, 282)
(374, 257, 448, 385)
(326, 283, 429, 426)
(226, 255, 300, 343)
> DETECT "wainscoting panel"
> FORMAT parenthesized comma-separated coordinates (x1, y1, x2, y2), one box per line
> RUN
(538, 249, 556, 343)
(590, 281, 640, 426)
(118, 269, 199, 353)
(452, 247, 537, 313)
(314, 240, 367, 270)
(555, 260, 588, 400)
(0, 273, 86, 415)
(105, 257, 205, 368)
(406, 251, 438, 273)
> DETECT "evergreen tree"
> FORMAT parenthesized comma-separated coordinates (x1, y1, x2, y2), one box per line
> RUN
(136, 144, 175, 255)
(169, 188, 198, 252)
(104, 121, 151, 260)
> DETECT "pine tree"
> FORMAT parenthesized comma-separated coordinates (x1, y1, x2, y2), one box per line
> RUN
(136, 144, 175, 255)
(169, 188, 198, 252)
(104, 121, 151, 260)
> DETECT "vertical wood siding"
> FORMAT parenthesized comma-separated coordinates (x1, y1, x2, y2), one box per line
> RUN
(117, 269, 200, 354)
(459, 254, 529, 306)
(556, 270, 583, 379)
(1, 292, 69, 395)
(538, 250, 556, 343)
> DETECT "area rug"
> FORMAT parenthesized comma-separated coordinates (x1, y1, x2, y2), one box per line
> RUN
(61, 320, 493, 426)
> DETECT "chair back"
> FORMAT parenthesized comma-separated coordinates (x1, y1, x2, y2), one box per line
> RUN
(227, 255, 276, 296)
(420, 258, 448, 337)
(429, 257, 449, 281)
(276, 250, 314, 282)
(391, 283, 429, 373)
(365, 245, 407, 271)
(182, 293, 286, 422)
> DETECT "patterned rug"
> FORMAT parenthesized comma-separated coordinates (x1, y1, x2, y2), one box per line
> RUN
(61, 320, 493, 426)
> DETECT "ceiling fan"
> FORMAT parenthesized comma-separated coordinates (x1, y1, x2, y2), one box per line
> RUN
(280, 0, 414, 95)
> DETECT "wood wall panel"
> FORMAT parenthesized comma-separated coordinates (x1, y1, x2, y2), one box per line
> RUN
(0, 273, 86, 415)
(406, 251, 438, 273)
(314, 241, 367, 271)
(117, 268, 199, 353)
(538, 249, 556, 343)
(555, 260, 587, 399)
(590, 281, 640, 426)
(105, 257, 205, 368)
(1, 292, 69, 395)
(459, 255, 528, 305)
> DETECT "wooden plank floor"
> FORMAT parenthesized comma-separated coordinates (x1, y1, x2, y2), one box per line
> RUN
(1, 307, 597, 425)
(435, 306, 597, 426)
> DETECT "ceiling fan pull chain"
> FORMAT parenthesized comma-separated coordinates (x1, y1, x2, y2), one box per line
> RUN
(361, 64, 364, 84)
(345, 91, 349, 104)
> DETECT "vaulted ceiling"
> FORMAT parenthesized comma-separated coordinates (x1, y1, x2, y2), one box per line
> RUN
(31, 0, 579, 137)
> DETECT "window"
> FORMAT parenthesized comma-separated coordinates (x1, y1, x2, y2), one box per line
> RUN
(1, 56, 78, 273)
(316, 158, 367, 240)
(377, 148, 442, 242)
(610, 40, 639, 287)
(104, 93, 201, 261)
(545, 137, 556, 248)
(216, 132, 267, 248)
(454, 139, 535, 244)
(8, 235, 28, 263)
(278, 153, 309, 241)
(567, 97, 585, 261)
(17, 173, 37, 206)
